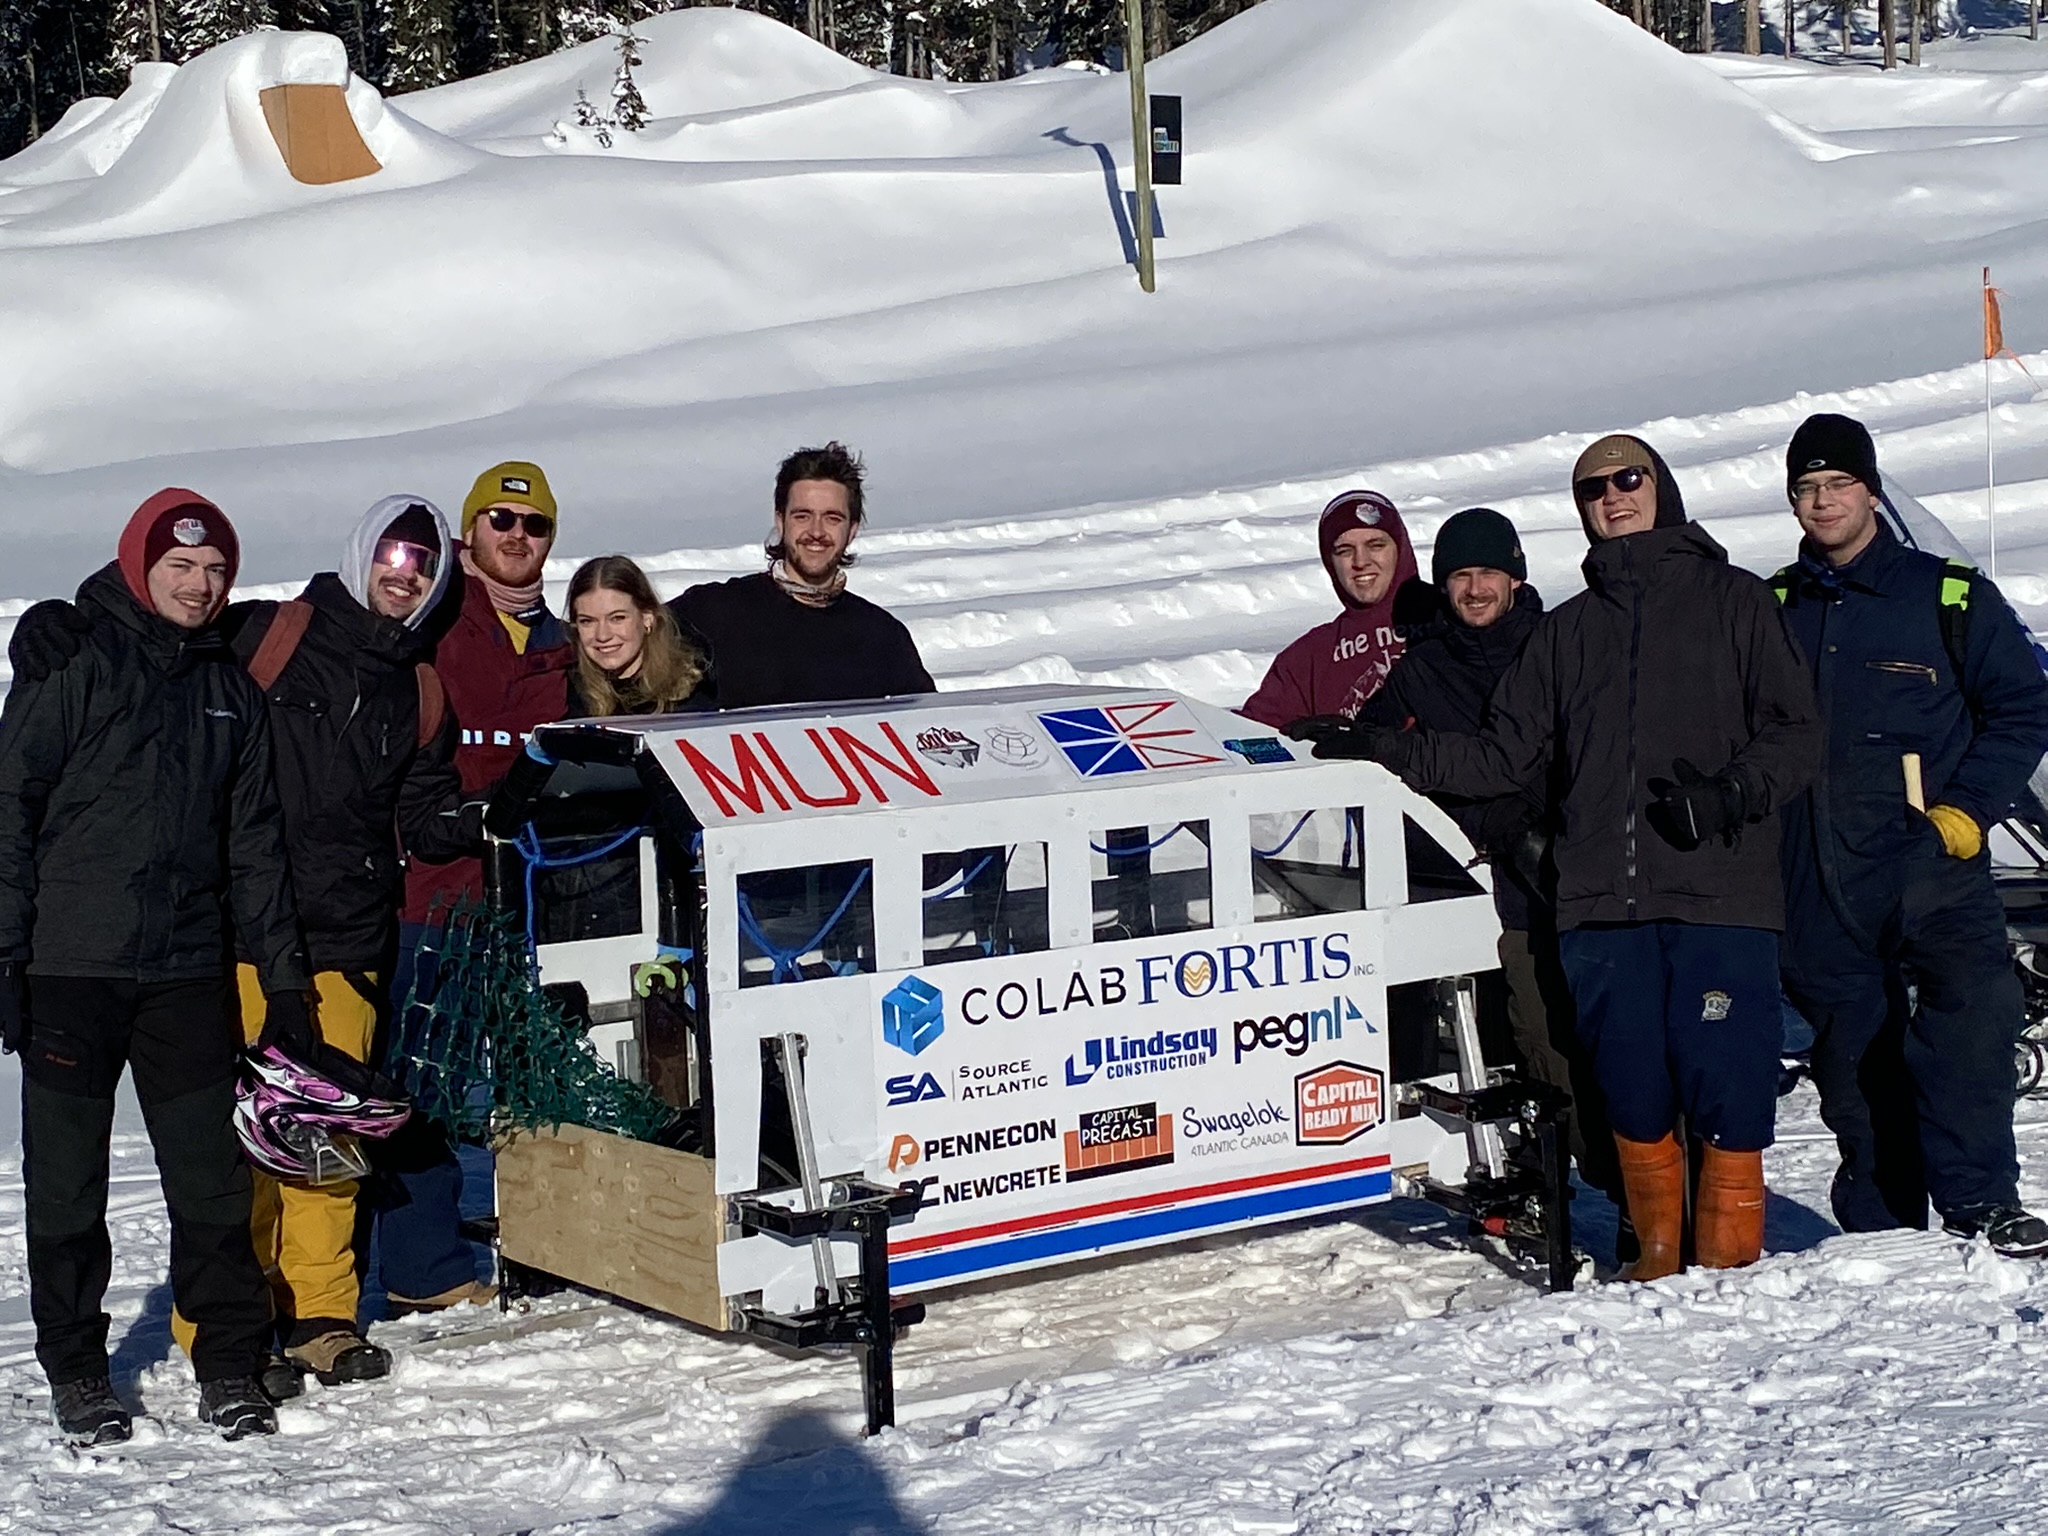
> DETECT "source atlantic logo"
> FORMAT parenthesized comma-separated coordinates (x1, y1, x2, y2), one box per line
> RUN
(882, 975, 944, 1057)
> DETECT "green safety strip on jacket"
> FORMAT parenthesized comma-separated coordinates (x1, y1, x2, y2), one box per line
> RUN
(1941, 559, 1974, 612)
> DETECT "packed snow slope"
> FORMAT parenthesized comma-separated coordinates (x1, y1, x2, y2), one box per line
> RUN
(10, 0, 2048, 597)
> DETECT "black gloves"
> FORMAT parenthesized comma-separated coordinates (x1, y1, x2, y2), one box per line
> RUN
(258, 988, 318, 1056)
(1651, 759, 1747, 850)
(8, 600, 92, 685)
(483, 738, 556, 840)
(1506, 822, 1552, 894)
(1285, 715, 1401, 762)
(0, 961, 27, 1054)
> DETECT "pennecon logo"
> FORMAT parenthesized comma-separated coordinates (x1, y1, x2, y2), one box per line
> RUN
(882, 975, 945, 1057)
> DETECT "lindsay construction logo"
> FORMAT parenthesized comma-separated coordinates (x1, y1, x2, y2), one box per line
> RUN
(1294, 1061, 1385, 1146)
(1064, 1027, 1218, 1086)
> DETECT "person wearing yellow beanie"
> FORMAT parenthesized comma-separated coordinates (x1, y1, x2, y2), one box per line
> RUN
(460, 461, 557, 543)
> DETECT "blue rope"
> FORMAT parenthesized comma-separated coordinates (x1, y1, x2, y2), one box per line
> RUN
(1251, 812, 1315, 862)
(922, 852, 997, 904)
(514, 822, 647, 967)
(737, 866, 872, 983)
(1089, 824, 1192, 858)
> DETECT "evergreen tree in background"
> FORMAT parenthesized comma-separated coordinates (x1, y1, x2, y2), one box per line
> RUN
(170, 0, 274, 56)
(609, 21, 647, 128)
(387, 0, 458, 89)
(105, 0, 170, 78)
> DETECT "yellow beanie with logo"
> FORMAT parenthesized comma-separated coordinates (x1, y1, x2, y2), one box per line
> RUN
(461, 461, 558, 539)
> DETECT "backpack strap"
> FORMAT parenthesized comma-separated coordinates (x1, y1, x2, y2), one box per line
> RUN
(1938, 558, 1975, 682)
(244, 600, 314, 692)
(415, 663, 446, 750)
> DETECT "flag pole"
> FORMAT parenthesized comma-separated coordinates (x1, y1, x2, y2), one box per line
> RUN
(1985, 266, 2000, 579)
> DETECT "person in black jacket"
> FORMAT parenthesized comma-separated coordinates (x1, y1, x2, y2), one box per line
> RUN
(184, 495, 478, 1387)
(668, 442, 933, 709)
(1302, 436, 1823, 1282)
(1363, 508, 1626, 1230)
(1774, 414, 2048, 1257)
(0, 490, 309, 1443)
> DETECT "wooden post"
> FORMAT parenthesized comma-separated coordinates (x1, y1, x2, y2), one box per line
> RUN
(1841, 0, 1851, 56)
(1910, 0, 1921, 63)
(1746, 0, 1761, 51)
(1700, 0, 1713, 50)
(1881, 0, 1895, 66)
(145, 0, 161, 61)
(1125, 0, 1156, 294)
(2032, 0, 2039, 44)
(1785, 0, 1795, 55)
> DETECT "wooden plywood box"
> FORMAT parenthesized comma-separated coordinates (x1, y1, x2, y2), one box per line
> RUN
(496, 1123, 728, 1331)
(259, 84, 381, 185)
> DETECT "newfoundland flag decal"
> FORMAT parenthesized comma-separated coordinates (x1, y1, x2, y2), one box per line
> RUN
(1037, 701, 1225, 777)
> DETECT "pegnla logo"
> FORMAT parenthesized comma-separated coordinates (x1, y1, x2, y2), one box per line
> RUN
(1233, 994, 1370, 1062)
(1294, 1061, 1385, 1146)
(1065, 1027, 1218, 1086)
(881, 975, 944, 1057)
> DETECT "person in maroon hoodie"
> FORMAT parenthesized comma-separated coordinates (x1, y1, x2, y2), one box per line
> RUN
(1240, 490, 1429, 728)
(375, 460, 573, 1314)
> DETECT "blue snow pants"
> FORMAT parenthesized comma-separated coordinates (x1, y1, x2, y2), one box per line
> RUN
(1781, 854, 2021, 1232)
(1557, 921, 1782, 1152)
(364, 923, 481, 1301)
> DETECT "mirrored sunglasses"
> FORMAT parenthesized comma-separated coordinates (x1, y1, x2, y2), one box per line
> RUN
(1573, 465, 1651, 505)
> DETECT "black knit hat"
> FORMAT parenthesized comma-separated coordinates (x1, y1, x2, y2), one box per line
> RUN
(1431, 507, 1526, 586)
(1786, 413, 1881, 499)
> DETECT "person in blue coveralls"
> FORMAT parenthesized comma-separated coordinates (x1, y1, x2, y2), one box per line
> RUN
(1772, 413, 2048, 1258)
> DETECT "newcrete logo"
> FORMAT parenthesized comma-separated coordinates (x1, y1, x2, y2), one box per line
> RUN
(882, 975, 944, 1057)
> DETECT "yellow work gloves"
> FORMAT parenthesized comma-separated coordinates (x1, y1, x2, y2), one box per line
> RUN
(1926, 804, 1983, 860)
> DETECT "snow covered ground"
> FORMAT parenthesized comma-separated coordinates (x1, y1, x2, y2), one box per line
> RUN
(13, 0, 2048, 1528)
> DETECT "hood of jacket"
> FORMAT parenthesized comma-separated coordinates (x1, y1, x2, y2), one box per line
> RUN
(1577, 438, 1688, 544)
(1582, 519, 1730, 601)
(339, 495, 453, 632)
(115, 488, 239, 624)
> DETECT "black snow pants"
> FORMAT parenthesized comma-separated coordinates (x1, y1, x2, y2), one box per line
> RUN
(21, 976, 271, 1385)
(1782, 853, 2022, 1231)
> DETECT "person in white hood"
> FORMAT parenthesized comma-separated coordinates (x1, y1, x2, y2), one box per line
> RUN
(176, 495, 481, 1396)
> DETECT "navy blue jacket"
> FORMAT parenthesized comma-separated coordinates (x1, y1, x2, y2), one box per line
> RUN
(1364, 589, 1547, 931)
(1776, 521, 2048, 937)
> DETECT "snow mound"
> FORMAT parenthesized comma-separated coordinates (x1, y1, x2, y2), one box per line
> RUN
(397, 6, 879, 147)
(0, 64, 176, 189)
(0, 32, 478, 245)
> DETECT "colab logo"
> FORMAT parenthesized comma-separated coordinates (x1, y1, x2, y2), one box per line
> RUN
(881, 976, 943, 1057)
(1064, 1028, 1218, 1086)
(1232, 995, 1368, 1063)
(1294, 1061, 1385, 1146)
(885, 1072, 944, 1107)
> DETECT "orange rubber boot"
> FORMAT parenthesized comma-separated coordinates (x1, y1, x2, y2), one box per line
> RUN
(1694, 1145, 1765, 1269)
(1612, 1132, 1686, 1281)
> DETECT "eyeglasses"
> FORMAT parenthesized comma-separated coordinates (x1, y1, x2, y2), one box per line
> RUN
(1573, 465, 1651, 504)
(483, 507, 555, 540)
(1791, 474, 1863, 507)
(373, 540, 440, 580)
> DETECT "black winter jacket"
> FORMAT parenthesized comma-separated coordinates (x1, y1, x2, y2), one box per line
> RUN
(0, 565, 308, 992)
(1776, 521, 2048, 940)
(669, 572, 934, 709)
(1364, 589, 1547, 931)
(226, 574, 478, 973)
(1374, 522, 1822, 933)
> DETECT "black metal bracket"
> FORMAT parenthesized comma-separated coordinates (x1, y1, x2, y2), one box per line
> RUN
(1399, 1074, 1575, 1293)
(730, 1179, 925, 1435)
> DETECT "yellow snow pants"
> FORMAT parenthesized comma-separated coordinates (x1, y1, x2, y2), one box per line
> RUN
(172, 967, 379, 1354)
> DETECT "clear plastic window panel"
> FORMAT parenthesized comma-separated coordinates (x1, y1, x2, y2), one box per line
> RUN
(533, 834, 644, 945)
(1250, 807, 1367, 922)
(736, 859, 876, 988)
(922, 843, 1052, 967)
(1090, 821, 1211, 943)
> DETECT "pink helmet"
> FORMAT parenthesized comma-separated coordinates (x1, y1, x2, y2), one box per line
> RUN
(234, 1041, 413, 1186)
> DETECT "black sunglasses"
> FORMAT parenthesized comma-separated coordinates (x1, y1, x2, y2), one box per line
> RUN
(1573, 465, 1651, 504)
(483, 507, 555, 539)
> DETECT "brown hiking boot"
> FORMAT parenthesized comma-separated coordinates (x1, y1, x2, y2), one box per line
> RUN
(1613, 1132, 1686, 1281)
(385, 1279, 498, 1315)
(1694, 1145, 1766, 1269)
(285, 1328, 392, 1386)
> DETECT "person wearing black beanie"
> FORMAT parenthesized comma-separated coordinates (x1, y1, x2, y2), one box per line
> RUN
(1774, 411, 2048, 1256)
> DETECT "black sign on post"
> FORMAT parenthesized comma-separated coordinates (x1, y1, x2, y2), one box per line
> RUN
(1149, 94, 1182, 187)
